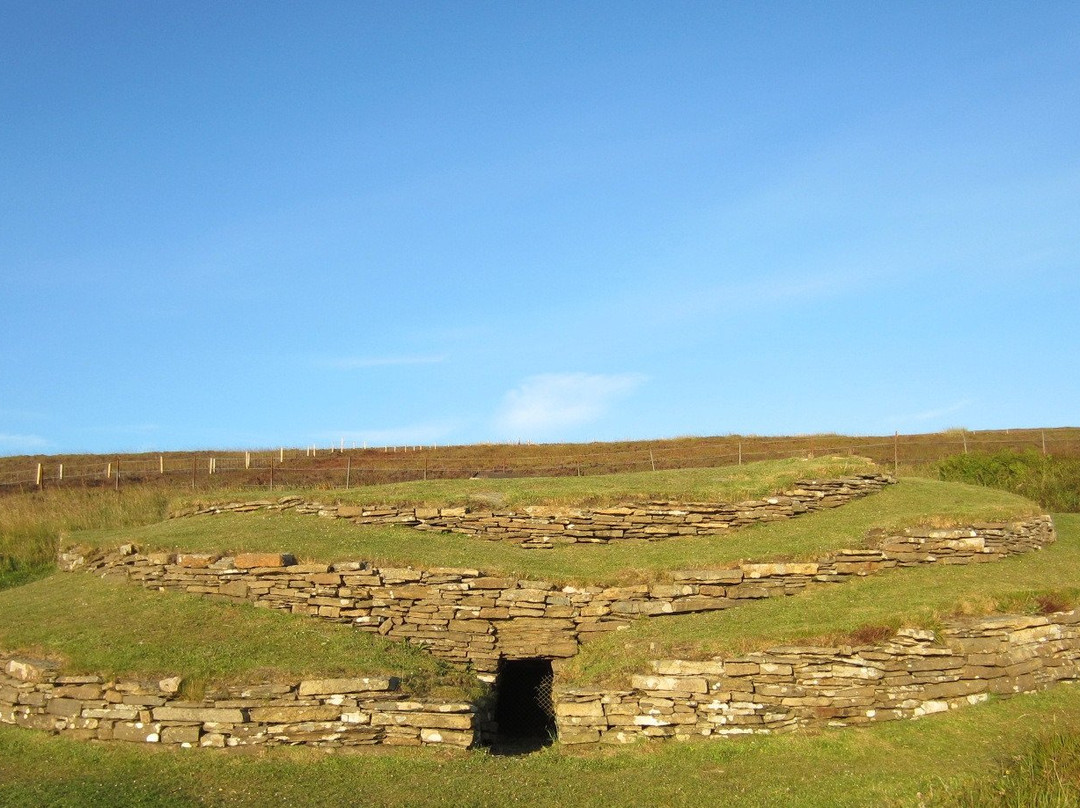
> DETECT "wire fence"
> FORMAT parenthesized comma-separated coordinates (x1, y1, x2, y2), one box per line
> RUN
(1, 429, 1077, 494)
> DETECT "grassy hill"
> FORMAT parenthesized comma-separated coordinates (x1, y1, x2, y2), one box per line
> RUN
(0, 453, 1078, 805)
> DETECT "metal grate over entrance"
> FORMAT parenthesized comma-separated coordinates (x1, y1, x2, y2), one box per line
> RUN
(492, 658, 555, 753)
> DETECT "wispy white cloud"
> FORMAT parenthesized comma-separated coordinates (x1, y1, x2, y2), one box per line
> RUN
(318, 355, 446, 370)
(0, 433, 52, 453)
(887, 400, 973, 426)
(494, 372, 646, 437)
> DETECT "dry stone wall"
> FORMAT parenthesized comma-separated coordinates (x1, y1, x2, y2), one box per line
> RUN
(0, 657, 476, 749)
(554, 609, 1080, 745)
(171, 474, 895, 546)
(60, 516, 1054, 676)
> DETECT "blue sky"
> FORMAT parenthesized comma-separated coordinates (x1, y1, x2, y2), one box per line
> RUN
(2, 2, 1078, 455)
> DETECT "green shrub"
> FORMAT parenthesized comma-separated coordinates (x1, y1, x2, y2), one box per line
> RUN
(938, 450, 1080, 512)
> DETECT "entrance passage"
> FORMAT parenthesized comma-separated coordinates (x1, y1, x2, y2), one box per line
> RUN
(492, 658, 555, 754)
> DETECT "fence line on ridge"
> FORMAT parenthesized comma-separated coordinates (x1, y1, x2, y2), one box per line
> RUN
(1, 429, 1078, 493)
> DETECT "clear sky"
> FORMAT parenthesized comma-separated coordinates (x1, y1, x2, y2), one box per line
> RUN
(2, 2, 1078, 455)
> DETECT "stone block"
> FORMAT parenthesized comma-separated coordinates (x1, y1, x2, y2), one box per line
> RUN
(6, 658, 56, 682)
(46, 698, 83, 717)
(558, 727, 601, 744)
(652, 660, 726, 676)
(298, 677, 397, 696)
(248, 705, 342, 723)
(53, 684, 102, 700)
(112, 721, 161, 743)
(633, 714, 672, 727)
(741, 562, 819, 578)
(669, 596, 731, 613)
(152, 706, 245, 723)
(161, 725, 201, 744)
(555, 701, 605, 718)
(630, 675, 707, 694)
(420, 727, 473, 747)
(396, 712, 474, 730)
(83, 705, 140, 720)
(923, 679, 988, 700)
(215, 580, 247, 599)
(724, 662, 760, 677)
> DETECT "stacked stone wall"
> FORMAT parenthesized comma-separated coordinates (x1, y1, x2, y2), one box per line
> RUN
(61, 516, 1054, 676)
(554, 610, 1080, 744)
(0, 658, 475, 748)
(172, 474, 895, 546)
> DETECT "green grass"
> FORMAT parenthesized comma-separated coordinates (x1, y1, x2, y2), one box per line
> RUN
(0, 456, 1077, 804)
(941, 727, 1080, 808)
(2, 456, 875, 589)
(73, 478, 1039, 587)
(0, 573, 475, 699)
(0, 487, 170, 589)
(563, 513, 1080, 686)
(1, 683, 1080, 806)
(175, 455, 881, 510)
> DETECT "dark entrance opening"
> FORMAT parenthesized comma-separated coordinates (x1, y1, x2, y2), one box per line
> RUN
(492, 658, 555, 754)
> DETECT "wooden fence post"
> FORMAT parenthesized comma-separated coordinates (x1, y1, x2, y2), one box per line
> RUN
(269, 459, 274, 492)
(36, 463, 42, 489)
(345, 457, 351, 490)
(114, 458, 120, 492)
(159, 455, 164, 474)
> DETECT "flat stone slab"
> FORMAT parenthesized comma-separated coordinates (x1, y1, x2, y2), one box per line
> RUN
(234, 553, 296, 569)
(298, 677, 398, 696)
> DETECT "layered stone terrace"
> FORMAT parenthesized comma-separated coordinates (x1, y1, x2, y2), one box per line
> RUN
(0, 658, 476, 749)
(171, 474, 895, 546)
(60, 516, 1054, 677)
(554, 609, 1080, 744)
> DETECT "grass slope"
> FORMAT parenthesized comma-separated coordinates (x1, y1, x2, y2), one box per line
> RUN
(564, 513, 1080, 686)
(0, 487, 168, 588)
(175, 456, 880, 510)
(0, 574, 473, 698)
(2, 457, 1076, 805)
(74, 478, 1039, 586)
